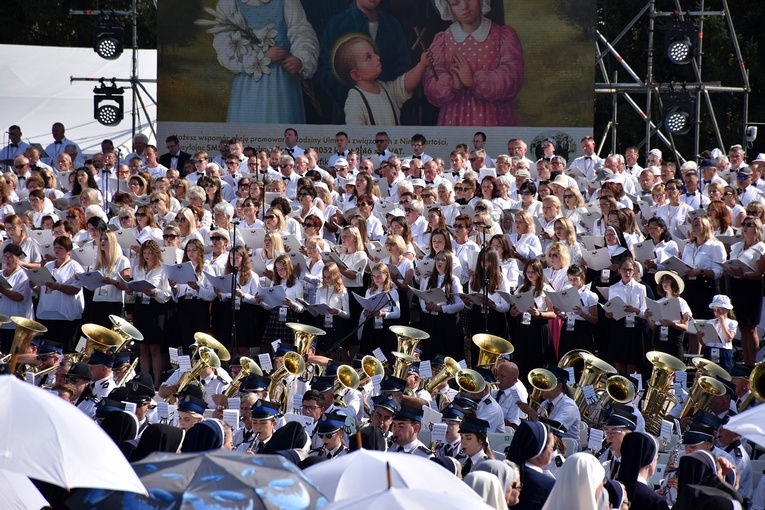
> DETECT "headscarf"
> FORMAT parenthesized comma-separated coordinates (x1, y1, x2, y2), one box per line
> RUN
(463, 471, 507, 510)
(133, 424, 185, 461)
(673, 484, 743, 510)
(180, 420, 224, 453)
(262, 422, 307, 454)
(505, 420, 548, 470)
(605, 479, 627, 510)
(431, 456, 462, 477)
(348, 426, 386, 452)
(676, 450, 718, 490)
(475, 459, 514, 492)
(541, 452, 605, 510)
(604, 226, 629, 256)
(100, 410, 139, 444)
(434, 0, 491, 21)
(616, 431, 657, 500)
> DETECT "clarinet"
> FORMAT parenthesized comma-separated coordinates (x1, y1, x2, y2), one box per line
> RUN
(594, 440, 611, 458)
(246, 432, 261, 453)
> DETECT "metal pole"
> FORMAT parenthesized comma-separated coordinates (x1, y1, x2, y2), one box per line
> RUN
(646, 0, 656, 153)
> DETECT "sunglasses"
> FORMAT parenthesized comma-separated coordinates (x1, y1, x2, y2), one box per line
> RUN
(279, 164, 292, 169)
(475, 206, 487, 211)
(374, 139, 386, 144)
(737, 174, 750, 180)
(135, 212, 147, 217)
(163, 234, 178, 239)
(210, 236, 224, 241)
(563, 194, 575, 199)
(150, 199, 161, 204)
(318, 432, 337, 439)
(205, 183, 218, 188)
(265, 215, 276, 220)
(66, 376, 86, 384)
(14, 164, 26, 169)
(298, 193, 310, 197)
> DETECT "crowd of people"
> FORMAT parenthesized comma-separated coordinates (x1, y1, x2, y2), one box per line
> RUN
(1, 122, 764, 509)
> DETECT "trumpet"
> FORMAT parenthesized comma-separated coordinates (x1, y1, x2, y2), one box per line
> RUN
(224, 356, 263, 398)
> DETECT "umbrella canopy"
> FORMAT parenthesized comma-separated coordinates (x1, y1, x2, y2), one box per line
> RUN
(69, 450, 329, 509)
(322, 487, 496, 510)
(722, 404, 765, 448)
(0, 375, 146, 494)
(0, 470, 49, 510)
(303, 449, 484, 502)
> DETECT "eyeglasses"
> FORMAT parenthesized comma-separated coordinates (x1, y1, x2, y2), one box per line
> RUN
(176, 217, 188, 223)
(210, 236, 223, 241)
(301, 405, 321, 411)
(163, 234, 178, 239)
(318, 432, 336, 439)
(454, 224, 466, 229)
(374, 139, 386, 144)
(279, 164, 292, 169)
(66, 376, 86, 384)
(205, 183, 217, 188)
(742, 222, 756, 228)
(411, 143, 423, 148)
(511, 482, 523, 490)
(135, 212, 147, 217)
(548, 253, 560, 258)
(737, 174, 750, 180)
(619, 267, 635, 273)
(226, 161, 238, 165)
(563, 194, 575, 199)
(14, 164, 26, 169)
(264, 215, 276, 220)
(665, 186, 678, 191)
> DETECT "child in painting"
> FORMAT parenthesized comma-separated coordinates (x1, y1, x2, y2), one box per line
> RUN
(333, 34, 429, 125)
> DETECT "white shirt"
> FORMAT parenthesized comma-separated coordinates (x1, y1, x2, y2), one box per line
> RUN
(681, 240, 726, 279)
(546, 392, 581, 442)
(493, 380, 529, 426)
(476, 394, 505, 433)
(656, 202, 694, 238)
(36, 259, 84, 320)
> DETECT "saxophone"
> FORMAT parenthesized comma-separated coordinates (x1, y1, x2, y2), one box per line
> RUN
(656, 438, 681, 502)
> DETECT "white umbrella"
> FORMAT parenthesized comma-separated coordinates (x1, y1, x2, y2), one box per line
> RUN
(303, 449, 483, 502)
(723, 404, 765, 448)
(0, 375, 147, 494)
(0, 470, 49, 510)
(322, 487, 496, 510)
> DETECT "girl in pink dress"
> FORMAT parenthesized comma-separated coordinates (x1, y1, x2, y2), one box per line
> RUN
(424, 0, 524, 126)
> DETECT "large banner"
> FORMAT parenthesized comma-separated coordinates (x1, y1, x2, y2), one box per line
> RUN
(157, 0, 596, 162)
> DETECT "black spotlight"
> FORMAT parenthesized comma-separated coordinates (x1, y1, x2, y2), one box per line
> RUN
(662, 90, 695, 135)
(93, 81, 125, 126)
(664, 19, 698, 65)
(93, 17, 124, 60)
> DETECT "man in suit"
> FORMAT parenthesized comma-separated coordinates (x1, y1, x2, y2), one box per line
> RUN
(159, 135, 191, 170)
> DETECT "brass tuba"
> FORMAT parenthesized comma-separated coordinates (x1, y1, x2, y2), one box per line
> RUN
(6, 316, 45, 374)
(109, 314, 144, 347)
(738, 363, 765, 412)
(571, 352, 617, 416)
(333, 365, 360, 407)
(390, 325, 430, 357)
(356, 355, 384, 387)
(391, 351, 419, 379)
(69, 324, 124, 364)
(224, 356, 264, 398)
(692, 357, 731, 382)
(643, 351, 686, 436)
(193, 332, 231, 362)
(678, 375, 726, 420)
(171, 346, 221, 400)
(586, 374, 636, 428)
(472, 334, 514, 369)
(426, 356, 461, 392)
(528, 368, 557, 418)
(267, 351, 305, 414)
(286, 322, 325, 358)
(454, 368, 487, 394)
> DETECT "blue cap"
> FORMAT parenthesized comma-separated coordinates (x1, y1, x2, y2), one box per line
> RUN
(177, 384, 204, 400)
(699, 158, 716, 169)
(38, 340, 63, 355)
(545, 364, 570, 383)
(275, 345, 295, 358)
(380, 375, 406, 393)
(693, 411, 723, 429)
(539, 417, 568, 437)
(730, 363, 753, 379)
(371, 394, 400, 415)
(432, 354, 445, 366)
(229, 355, 243, 367)
(453, 395, 478, 411)
(250, 399, 280, 419)
(325, 361, 342, 378)
(393, 405, 423, 423)
(603, 408, 636, 431)
(407, 363, 420, 375)
(441, 403, 465, 422)
(30, 338, 41, 348)
(351, 355, 364, 370)
(316, 413, 346, 434)
(113, 352, 132, 368)
(683, 422, 715, 445)
(66, 362, 92, 381)
(125, 379, 155, 403)
(240, 374, 270, 392)
(459, 415, 489, 435)
(177, 395, 208, 415)
(95, 398, 126, 419)
(88, 350, 115, 367)
(311, 376, 334, 393)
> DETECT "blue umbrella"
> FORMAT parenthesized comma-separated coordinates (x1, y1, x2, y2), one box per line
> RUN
(68, 450, 329, 509)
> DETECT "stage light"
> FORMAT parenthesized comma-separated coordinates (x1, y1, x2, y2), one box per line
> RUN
(662, 91, 695, 135)
(93, 17, 124, 60)
(93, 82, 125, 126)
(664, 20, 697, 65)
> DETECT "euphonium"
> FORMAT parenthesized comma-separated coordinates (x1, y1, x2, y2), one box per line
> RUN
(692, 357, 731, 382)
(643, 351, 686, 436)
(286, 322, 325, 358)
(572, 352, 616, 415)
(356, 355, 384, 387)
(454, 368, 486, 394)
(586, 374, 636, 427)
(738, 363, 765, 412)
(426, 356, 461, 392)
(391, 351, 419, 379)
(6, 316, 45, 374)
(528, 368, 557, 418)
(267, 351, 305, 414)
(472, 334, 514, 369)
(390, 325, 430, 357)
(171, 346, 221, 400)
(333, 365, 360, 406)
(193, 332, 231, 362)
(678, 375, 726, 420)
(69, 324, 124, 364)
(109, 314, 144, 349)
(224, 356, 263, 398)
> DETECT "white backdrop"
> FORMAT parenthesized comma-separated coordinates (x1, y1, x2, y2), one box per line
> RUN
(0, 44, 157, 157)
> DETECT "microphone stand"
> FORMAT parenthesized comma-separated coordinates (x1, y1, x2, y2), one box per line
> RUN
(230, 219, 239, 352)
(480, 224, 490, 333)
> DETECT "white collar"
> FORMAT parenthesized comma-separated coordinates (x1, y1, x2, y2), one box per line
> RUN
(450, 17, 492, 43)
